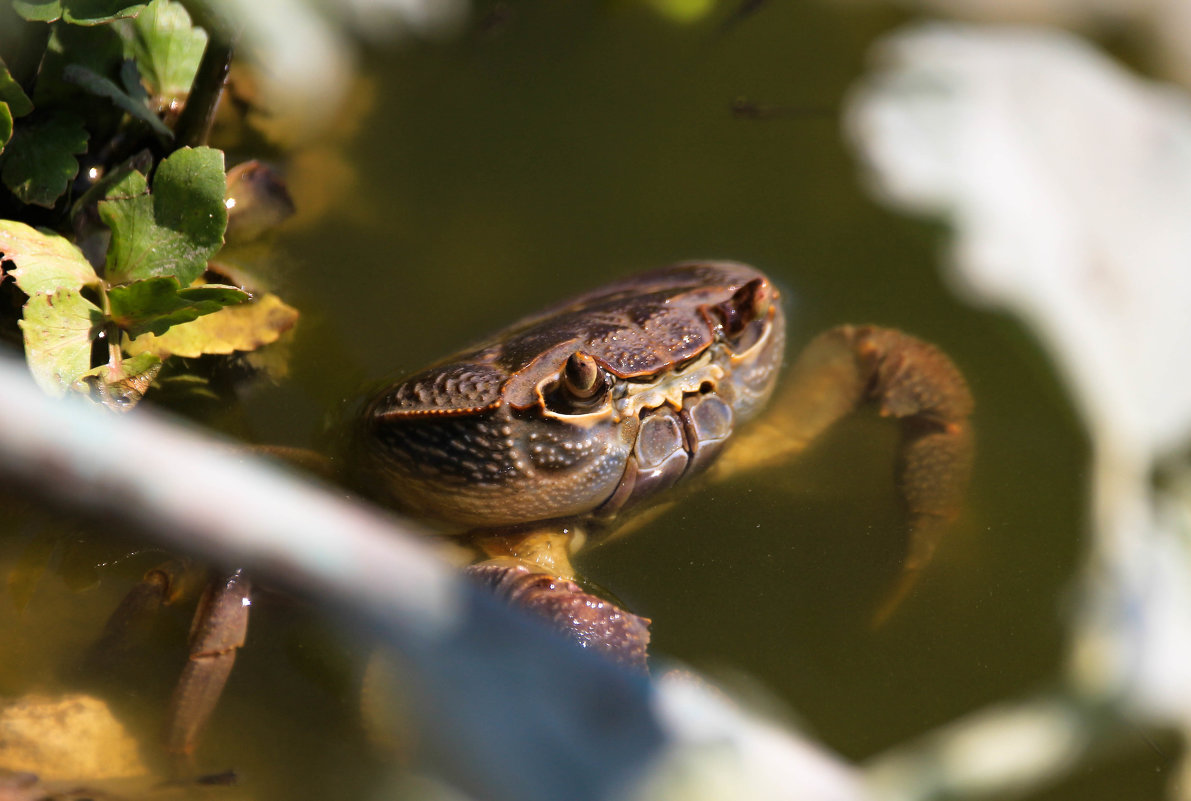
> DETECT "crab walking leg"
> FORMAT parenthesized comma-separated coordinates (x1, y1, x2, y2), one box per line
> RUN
(83, 560, 215, 678)
(718, 325, 974, 616)
(470, 526, 585, 582)
(85, 565, 176, 668)
(467, 527, 651, 672)
(165, 569, 252, 757)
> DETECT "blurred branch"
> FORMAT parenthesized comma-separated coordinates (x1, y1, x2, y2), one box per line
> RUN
(0, 351, 665, 801)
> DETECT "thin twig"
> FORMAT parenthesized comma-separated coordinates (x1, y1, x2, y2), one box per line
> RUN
(172, 33, 235, 150)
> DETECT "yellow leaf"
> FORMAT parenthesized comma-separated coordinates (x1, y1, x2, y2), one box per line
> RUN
(126, 292, 298, 359)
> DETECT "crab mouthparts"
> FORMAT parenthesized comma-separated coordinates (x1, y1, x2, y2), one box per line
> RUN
(596, 389, 734, 520)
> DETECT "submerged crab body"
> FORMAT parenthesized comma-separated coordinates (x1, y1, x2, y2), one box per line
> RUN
(361, 261, 785, 532)
(358, 260, 973, 672)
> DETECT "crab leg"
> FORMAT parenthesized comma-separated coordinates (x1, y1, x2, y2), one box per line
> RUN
(83, 566, 174, 671)
(467, 527, 651, 672)
(718, 325, 974, 617)
(164, 569, 252, 757)
(83, 560, 208, 671)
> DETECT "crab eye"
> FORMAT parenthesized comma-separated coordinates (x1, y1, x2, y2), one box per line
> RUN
(546, 351, 611, 413)
(563, 352, 603, 398)
(711, 278, 771, 351)
(713, 278, 770, 334)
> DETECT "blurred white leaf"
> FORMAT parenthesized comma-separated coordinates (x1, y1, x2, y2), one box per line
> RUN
(330, 0, 469, 42)
(848, 24, 1191, 464)
(865, 694, 1091, 800)
(825, 0, 1191, 88)
(632, 672, 866, 801)
(201, 0, 468, 140)
(845, 21, 1191, 744)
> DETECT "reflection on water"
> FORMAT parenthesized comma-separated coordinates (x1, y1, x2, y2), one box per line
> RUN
(2, 2, 1142, 800)
(0, 512, 380, 800)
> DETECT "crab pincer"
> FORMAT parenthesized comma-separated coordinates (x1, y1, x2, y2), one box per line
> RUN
(726, 324, 974, 622)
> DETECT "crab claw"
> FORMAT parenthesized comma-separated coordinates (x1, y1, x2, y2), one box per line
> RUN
(466, 559, 651, 672)
(720, 324, 974, 622)
(847, 326, 973, 623)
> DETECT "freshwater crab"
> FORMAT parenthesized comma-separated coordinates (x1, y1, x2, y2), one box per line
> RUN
(355, 260, 973, 669)
(102, 259, 972, 757)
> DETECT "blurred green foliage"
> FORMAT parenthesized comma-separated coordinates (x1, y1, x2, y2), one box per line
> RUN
(0, 0, 295, 411)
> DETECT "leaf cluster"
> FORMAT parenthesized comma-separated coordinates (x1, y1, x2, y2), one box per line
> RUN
(0, 0, 298, 411)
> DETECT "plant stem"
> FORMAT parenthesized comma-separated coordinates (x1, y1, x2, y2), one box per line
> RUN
(171, 34, 235, 150)
(96, 282, 123, 372)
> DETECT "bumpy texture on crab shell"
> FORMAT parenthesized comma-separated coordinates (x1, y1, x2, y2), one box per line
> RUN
(371, 261, 769, 416)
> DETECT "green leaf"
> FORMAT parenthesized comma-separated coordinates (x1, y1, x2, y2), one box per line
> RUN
(1, 112, 89, 207)
(99, 146, 227, 285)
(123, 0, 207, 108)
(12, 0, 63, 22)
(68, 151, 151, 226)
(35, 23, 125, 107)
(153, 146, 227, 248)
(63, 63, 173, 139)
(103, 165, 149, 199)
(19, 287, 103, 396)
(0, 103, 11, 154)
(14, 0, 146, 25)
(0, 220, 100, 294)
(107, 276, 247, 337)
(98, 173, 154, 274)
(0, 60, 34, 117)
(126, 292, 298, 359)
(0, 58, 30, 154)
(63, 0, 145, 24)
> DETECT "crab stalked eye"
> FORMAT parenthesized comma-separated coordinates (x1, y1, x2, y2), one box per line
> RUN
(563, 351, 604, 399)
(712, 277, 771, 335)
(708, 277, 773, 355)
(545, 351, 611, 414)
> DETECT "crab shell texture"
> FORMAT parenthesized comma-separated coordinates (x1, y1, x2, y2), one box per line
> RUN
(361, 261, 786, 533)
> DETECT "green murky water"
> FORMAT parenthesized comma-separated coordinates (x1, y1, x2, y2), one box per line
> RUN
(3, 2, 1172, 800)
